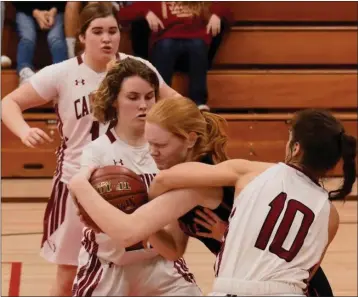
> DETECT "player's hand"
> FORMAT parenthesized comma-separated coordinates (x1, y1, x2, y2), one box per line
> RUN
(71, 190, 102, 233)
(193, 208, 228, 241)
(20, 127, 53, 148)
(206, 14, 221, 36)
(145, 11, 164, 32)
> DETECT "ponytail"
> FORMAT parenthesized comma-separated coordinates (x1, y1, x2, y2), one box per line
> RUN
(329, 132, 357, 200)
(196, 111, 229, 164)
(147, 97, 229, 164)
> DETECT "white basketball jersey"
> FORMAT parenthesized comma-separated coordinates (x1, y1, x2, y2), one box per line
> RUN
(80, 128, 159, 266)
(30, 53, 163, 184)
(213, 163, 331, 294)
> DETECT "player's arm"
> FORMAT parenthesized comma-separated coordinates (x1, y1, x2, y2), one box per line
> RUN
(1, 83, 54, 147)
(307, 203, 340, 281)
(1, 66, 59, 147)
(147, 222, 189, 261)
(149, 159, 273, 198)
(69, 169, 221, 247)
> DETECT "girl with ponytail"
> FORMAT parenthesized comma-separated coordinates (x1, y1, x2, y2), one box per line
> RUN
(70, 96, 235, 260)
(147, 108, 356, 296)
(70, 104, 354, 296)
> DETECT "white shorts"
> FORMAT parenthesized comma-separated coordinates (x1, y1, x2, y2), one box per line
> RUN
(209, 293, 305, 296)
(211, 278, 305, 296)
(40, 174, 84, 266)
(72, 250, 202, 296)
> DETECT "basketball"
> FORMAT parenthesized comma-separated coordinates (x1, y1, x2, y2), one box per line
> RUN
(77, 166, 148, 231)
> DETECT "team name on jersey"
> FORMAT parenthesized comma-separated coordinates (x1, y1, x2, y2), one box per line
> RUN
(74, 94, 92, 120)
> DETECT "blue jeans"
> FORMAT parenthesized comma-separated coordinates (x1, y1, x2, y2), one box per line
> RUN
(151, 38, 209, 106)
(1, 2, 5, 40)
(16, 12, 68, 73)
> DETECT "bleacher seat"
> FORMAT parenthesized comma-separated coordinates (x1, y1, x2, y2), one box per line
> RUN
(1, 1, 357, 183)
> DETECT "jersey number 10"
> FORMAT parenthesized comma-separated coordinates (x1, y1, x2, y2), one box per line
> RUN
(255, 192, 315, 262)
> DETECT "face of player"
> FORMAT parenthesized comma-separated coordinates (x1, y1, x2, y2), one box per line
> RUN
(145, 122, 192, 170)
(115, 76, 156, 130)
(80, 16, 120, 62)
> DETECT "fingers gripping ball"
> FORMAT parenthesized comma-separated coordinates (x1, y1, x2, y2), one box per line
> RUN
(78, 166, 149, 233)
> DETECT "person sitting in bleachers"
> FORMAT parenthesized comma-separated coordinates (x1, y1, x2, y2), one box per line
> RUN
(1, 2, 12, 68)
(117, 1, 233, 111)
(12, 1, 68, 85)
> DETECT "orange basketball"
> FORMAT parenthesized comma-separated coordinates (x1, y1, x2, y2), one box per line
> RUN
(77, 166, 148, 232)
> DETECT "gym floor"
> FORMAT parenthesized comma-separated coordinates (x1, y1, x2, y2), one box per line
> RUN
(1, 200, 357, 296)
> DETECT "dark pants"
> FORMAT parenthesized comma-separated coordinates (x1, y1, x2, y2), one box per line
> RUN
(130, 19, 226, 68)
(150, 38, 209, 106)
(308, 266, 334, 296)
(15, 12, 68, 73)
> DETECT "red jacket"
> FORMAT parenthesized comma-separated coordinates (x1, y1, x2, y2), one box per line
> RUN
(117, 2, 233, 49)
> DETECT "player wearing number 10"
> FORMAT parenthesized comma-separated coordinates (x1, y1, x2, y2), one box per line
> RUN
(1, 3, 178, 296)
(152, 109, 356, 296)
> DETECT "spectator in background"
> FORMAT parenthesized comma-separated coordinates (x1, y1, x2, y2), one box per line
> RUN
(1, 2, 12, 68)
(117, 1, 233, 111)
(63, 1, 85, 58)
(12, 2, 68, 85)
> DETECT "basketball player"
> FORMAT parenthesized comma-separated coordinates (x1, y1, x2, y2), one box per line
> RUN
(71, 58, 202, 296)
(69, 97, 231, 257)
(147, 109, 357, 296)
(70, 102, 342, 295)
(1, 3, 179, 296)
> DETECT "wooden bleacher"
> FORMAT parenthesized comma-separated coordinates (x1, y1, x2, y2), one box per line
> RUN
(1, 2, 357, 191)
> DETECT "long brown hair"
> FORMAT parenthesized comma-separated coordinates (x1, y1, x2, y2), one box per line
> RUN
(288, 109, 356, 200)
(92, 58, 160, 124)
(147, 97, 228, 163)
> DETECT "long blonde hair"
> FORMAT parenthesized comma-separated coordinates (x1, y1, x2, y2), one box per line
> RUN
(147, 97, 228, 163)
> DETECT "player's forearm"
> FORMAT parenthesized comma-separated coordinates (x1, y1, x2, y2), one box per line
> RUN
(69, 176, 143, 247)
(149, 162, 236, 198)
(70, 179, 205, 247)
(1, 97, 31, 140)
